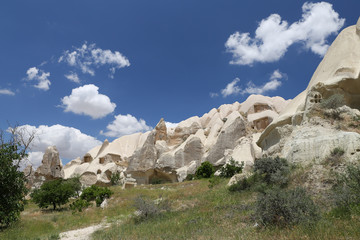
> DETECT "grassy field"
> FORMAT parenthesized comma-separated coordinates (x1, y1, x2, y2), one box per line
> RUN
(1, 178, 360, 240)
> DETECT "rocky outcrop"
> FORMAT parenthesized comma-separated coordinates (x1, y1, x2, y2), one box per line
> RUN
(258, 19, 360, 165)
(35, 146, 64, 180)
(63, 94, 289, 186)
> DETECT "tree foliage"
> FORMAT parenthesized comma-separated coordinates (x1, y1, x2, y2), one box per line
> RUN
(195, 161, 215, 179)
(31, 178, 80, 210)
(0, 143, 28, 227)
(219, 158, 243, 178)
(80, 185, 113, 207)
(0, 125, 35, 227)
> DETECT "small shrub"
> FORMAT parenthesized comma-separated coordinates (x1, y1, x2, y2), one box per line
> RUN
(228, 177, 251, 192)
(219, 158, 244, 178)
(80, 185, 113, 207)
(331, 164, 360, 217)
(228, 173, 263, 192)
(321, 94, 345, 109)
(185, 174, 195, 181)
(255, 187, 320, 227)
(331, 147, 345, 157)
(69, 199, 91, 213)
(195, 161, 215, 179)
(110, 172, 121, 186)
(133, 195, 170, 223)
(254, 157, 291, 187)
(150, 177, 164, 185)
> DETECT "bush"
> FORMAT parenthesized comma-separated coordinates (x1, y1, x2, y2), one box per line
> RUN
(69, 199, 91, 213)
(0, 143, 28, 227)
(254, 157, 291, 187)
(133, 195, 170, 223)
(31, 179, 78, 210)
(321, 94, 345, 109)
(80, 185, 113, 207)
(195, 161, 215, 179)
(185, 174, 195, 181)
(255, 187, 320, 227)
(331, 147, 345, 157)
(110, 172, 121, 186)
(219, 158, 244, 178)
(228, 174, 263, 192)
(331, 164, 360, 217)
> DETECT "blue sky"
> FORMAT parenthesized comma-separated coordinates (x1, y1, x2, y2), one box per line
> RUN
(0, 0, 359, 166)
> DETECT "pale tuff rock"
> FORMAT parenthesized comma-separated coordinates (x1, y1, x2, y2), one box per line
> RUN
(258, 19, 360, 165)
(35, 146, 64, 180)
(63, 95, 288, 186)
(155, 118, 167, 141)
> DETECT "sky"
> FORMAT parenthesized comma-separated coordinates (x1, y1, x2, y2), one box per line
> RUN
(0, 0, 359, 167)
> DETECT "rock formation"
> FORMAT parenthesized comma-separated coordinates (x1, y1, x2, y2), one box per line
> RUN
(35, 146, 64, 180)
(64, 95, 290, 185)
(257, 19, 360, 164)
(25, 146, 64, 189)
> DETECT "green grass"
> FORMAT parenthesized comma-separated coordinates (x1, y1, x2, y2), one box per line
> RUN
(2, 178, 360, 239)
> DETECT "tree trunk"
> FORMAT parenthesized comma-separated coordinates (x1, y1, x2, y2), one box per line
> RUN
(53, 202, 56, 210)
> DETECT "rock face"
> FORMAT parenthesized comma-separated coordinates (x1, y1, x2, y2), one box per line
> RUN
(258, 19, 360, 165)
(35, 146, 64, 180)
(64, 94, 289, 185)
(25, 146, 65, 189)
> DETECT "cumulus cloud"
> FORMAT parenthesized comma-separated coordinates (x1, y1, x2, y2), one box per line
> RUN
(16, 124, 102, 168)
(243, 69, 284, 95)
(61, 84, 116, 119)
(225, 2, 345, 65)
(214, 70, 285, 97)
(0, 89, 15, 96)
(165, 121, 178, 129)
(59, 43, 130, 77)
(100, 114, 152, 137)
(65, 72, 80, 83)
(221, 78, 241, 97)
(26, 67, 51, 90)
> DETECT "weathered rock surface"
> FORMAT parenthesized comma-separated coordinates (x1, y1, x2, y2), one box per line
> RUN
(63, 94, 289, 186)
(258, 19, 360, 165)
(35, 146, 64, 180)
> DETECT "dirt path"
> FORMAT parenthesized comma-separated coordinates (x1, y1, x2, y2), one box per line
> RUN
(59, 222, 109, 240)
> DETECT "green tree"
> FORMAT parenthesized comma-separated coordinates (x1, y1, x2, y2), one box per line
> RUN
(80, 185, 113, 207)
(31, 178, 79, 210)
(195, 161, 215, 179)
(0, 143, 28, 227)
(219, 158, 244, 178)
(0, 126, 35, 227)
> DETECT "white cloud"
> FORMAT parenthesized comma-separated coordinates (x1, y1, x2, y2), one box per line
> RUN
(270, 69, 284, 80)
(215, 70, 285, 97)
(16, 124, 102, 168)
(65, 72, 80, 83)
(59, 43, 130, 77)
(243, 79, 282, 95)
(221, 78, 241, 97)
(0, 89, 15, 96)
(26, 67, 51, 91)
(26, 151, 44, 169)
(165, 121, 178, 129)
(100, 114, 152, 137)
(61, 84, 116, 119)
(209, 92, 219, 98)
(225, 2, 345, 65)
(242, 69, 284, 95)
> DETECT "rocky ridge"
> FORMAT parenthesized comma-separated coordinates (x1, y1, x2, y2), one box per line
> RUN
(60, 95, 290, 186)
